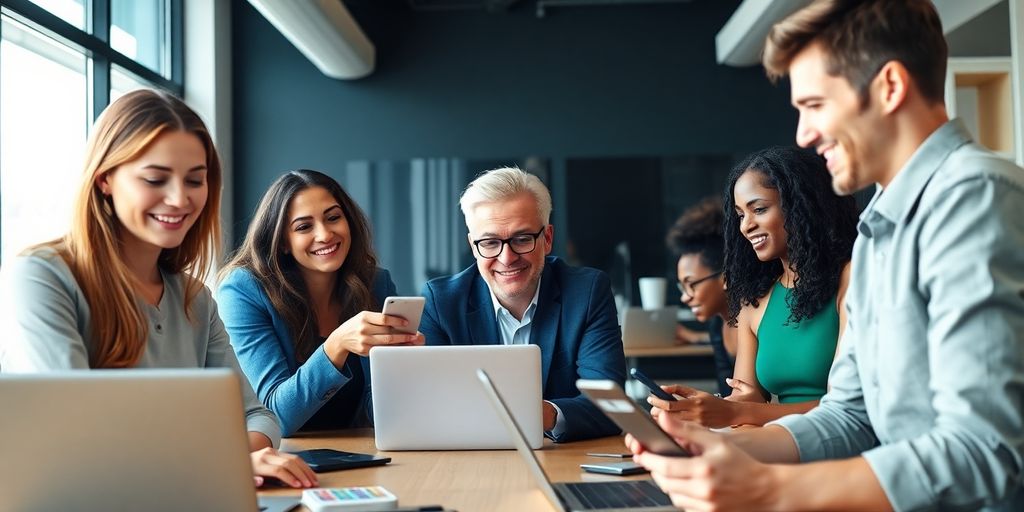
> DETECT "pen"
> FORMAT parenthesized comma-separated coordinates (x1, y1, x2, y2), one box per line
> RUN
(586, 452, 632, 458)
(391, 507, 450, 511)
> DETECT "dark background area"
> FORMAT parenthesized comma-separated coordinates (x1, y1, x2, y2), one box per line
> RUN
(229, 0, 992, 297)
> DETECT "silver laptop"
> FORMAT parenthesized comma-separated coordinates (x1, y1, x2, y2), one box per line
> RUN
(371, 345, 543, 450)
(621, 306, 678, 348)
(0, 369, 299, 512)
(477, 368, 674, 512)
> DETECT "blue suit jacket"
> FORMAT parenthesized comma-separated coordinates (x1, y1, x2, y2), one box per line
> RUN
(216, 267, 395, 436)
(420, 256, 626, 442)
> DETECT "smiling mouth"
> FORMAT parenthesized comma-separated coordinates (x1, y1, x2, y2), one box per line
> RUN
(749, 234, 768, 249)
(495, 267, 526, 278)
(311, 243, 339, 256)
(819, 145, 838, 172)
(150, 214, 186, 225)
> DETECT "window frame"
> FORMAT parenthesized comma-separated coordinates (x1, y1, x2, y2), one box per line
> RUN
(0, 0, 183, 261)
(1, 0, 183, 120)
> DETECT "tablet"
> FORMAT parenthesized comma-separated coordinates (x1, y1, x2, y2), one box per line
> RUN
(291, 449, 391, 473)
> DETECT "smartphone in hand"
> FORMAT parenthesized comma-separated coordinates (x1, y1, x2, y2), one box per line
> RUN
(629, 368, 677, 402)
(577, 379, 690, 457)
(381, 296, 425, 334)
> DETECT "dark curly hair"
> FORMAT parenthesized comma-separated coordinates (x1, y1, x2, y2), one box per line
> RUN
(723, 146, 858, 326)
(667, 197, 724, 272)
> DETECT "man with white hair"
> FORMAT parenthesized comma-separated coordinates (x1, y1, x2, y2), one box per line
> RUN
(419, 167, 625, 442)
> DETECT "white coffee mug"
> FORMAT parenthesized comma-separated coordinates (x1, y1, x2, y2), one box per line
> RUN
(638, 277, 667, 310)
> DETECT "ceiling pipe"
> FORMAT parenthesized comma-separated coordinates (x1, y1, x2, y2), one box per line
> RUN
(247, 0, 375, 80)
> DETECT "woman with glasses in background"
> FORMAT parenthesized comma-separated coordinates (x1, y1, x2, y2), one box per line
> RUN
(649, 146, 857, 427)
(217, 170, 424, 437)
(666, 197, 736, 397)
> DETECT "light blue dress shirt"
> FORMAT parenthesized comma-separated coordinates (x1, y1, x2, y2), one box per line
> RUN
(771, 120, 1024, 511)
(489, 278, 568, 436)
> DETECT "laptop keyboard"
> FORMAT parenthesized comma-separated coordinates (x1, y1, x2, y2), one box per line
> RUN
(562, 480, 672, 509)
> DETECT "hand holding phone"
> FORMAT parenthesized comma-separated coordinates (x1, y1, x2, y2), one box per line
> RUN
(381, 296, 425, 335)
(629, 368, 677, 402)
(576, 379, 690, 457)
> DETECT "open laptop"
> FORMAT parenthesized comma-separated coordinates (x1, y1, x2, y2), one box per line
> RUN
(476, 369, 674, 511)
(621, 306, 679, 348)
(371, 345, 542, 450)
(0, 369, 299, 512)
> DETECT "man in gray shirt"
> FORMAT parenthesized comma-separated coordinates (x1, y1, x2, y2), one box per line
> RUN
(628, 1, 1024, 510)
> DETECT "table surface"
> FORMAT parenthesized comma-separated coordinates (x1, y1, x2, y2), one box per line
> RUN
(261, 429, 649, 512)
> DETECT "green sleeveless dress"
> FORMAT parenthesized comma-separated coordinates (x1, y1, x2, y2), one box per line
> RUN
(754, 281, 839, 403)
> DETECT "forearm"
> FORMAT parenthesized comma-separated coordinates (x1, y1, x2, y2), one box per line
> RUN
(248, 431, 273, 452)
(726, 425, 800, 463)
(735, 400, 819, 426)
(771, 457, 891, 511)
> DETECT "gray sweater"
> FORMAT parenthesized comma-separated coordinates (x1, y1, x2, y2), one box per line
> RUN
(0, 248, 280, 446)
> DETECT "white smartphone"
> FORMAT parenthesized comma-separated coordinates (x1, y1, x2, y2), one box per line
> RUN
(381, 296, 425, 334)
(576, 379, 691, 457)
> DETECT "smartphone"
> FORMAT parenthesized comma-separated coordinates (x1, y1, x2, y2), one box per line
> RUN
(580, 461, 648, 476)
(576, 379, 690, 457)
(629, 368, 677, 402)
(289, 449, 391, 473)
(381, 296, 425, 335)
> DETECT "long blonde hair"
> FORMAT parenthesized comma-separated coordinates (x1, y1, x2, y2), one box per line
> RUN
(37, 89, 222, 368)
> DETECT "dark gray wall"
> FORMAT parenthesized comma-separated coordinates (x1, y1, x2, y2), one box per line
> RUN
(947, 1, 1010, 57)
(230, 0, 798, 294)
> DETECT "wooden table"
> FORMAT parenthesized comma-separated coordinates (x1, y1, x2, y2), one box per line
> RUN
(260, 429, 646, 511)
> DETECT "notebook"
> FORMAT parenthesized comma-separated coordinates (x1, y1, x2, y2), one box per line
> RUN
(0, 369, 299, 512)
(370, 345, 543, 450)
(476, 368, 675, 511)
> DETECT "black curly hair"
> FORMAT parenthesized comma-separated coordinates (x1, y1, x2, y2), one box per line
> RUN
(667, 197, 724, 272)
(723, 146, 858, 326)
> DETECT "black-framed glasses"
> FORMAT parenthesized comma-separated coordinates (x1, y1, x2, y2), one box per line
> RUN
(677, 271, 723, 299)
(472, 226, 547, 259)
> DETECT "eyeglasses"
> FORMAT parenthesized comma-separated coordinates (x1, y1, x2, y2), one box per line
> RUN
(472, 226, 547, 259)
(677, 271, 723, 299)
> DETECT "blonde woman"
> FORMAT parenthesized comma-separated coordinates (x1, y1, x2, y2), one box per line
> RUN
(0, 89, 316, 488)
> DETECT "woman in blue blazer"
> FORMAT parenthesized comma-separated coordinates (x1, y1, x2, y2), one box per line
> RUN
(217, 170, 423, 436)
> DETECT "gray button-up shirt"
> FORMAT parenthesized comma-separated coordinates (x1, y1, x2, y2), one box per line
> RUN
(772, 119, 1024, 511)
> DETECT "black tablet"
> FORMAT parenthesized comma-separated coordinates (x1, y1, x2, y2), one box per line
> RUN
(290, 449, 391, 473)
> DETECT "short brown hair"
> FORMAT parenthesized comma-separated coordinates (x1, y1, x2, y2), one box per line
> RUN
(763, 0, 947, 104)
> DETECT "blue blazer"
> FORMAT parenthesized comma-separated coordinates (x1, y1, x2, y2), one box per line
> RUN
(216, 267, 396, 436)
(420, 256, 626, 442)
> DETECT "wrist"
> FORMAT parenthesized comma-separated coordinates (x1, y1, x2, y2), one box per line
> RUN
(323, 337, 349, 369)
(543, 401, 557, 430)
(763, 462, 794, 510)
(730, 400, 753, 426)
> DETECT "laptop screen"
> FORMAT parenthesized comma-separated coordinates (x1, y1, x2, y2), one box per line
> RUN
(477, 368, 567, 512)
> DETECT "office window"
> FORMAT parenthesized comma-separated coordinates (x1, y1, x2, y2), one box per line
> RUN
(26, 0, 83, 30)
(111, 0, 169, 76)
(0, 0, 182, 263)
(0, 15, 87, 260)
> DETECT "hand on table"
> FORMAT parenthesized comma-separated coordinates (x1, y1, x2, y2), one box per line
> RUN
(251, 447, 317, 488)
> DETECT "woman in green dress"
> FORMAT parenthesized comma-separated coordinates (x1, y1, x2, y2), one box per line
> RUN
(649, 146, 858, 427)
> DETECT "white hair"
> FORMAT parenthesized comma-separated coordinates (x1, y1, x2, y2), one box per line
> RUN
(459, 166, 552, 224)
